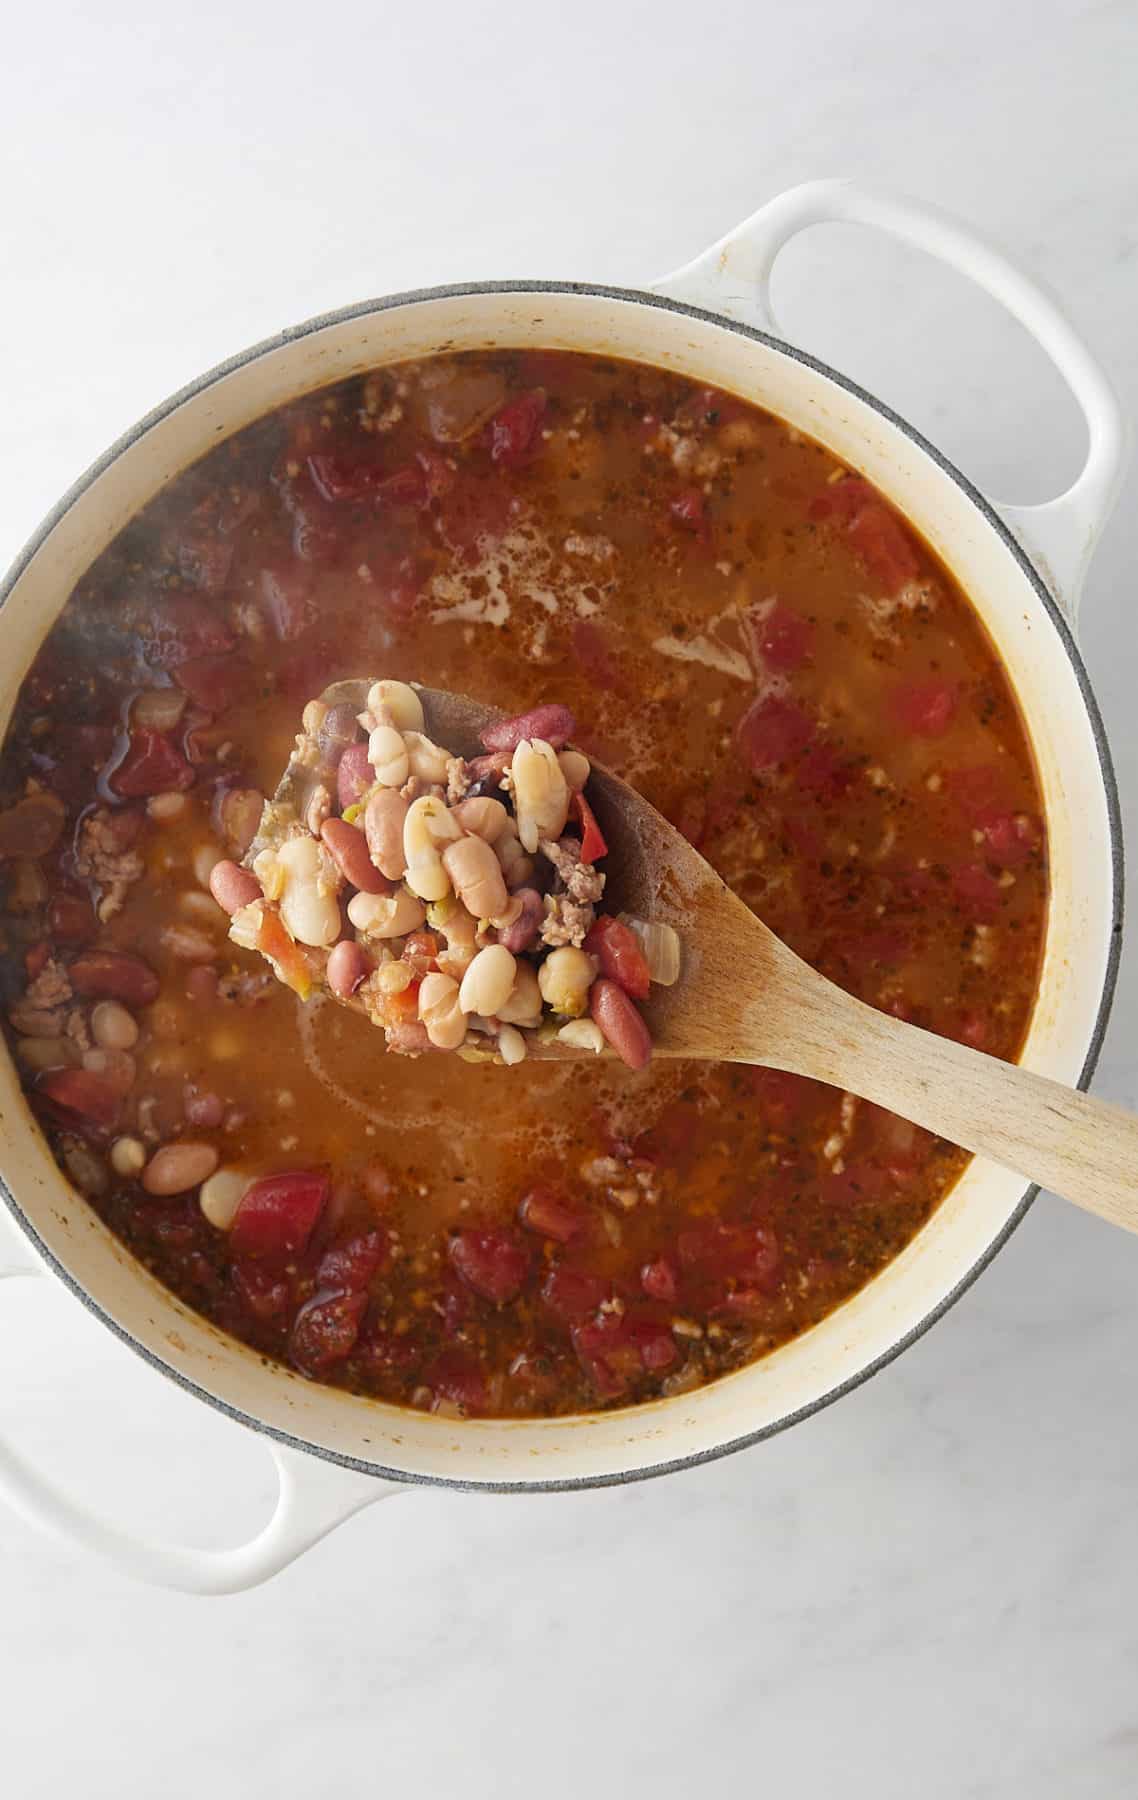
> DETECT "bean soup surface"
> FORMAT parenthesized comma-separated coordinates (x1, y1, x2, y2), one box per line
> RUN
(0, 351, 1047, 1416)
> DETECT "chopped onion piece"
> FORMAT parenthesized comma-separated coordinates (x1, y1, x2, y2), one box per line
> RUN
(621, 916, 681, 986)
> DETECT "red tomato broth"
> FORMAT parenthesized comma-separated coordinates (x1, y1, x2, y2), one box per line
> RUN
(0, 350, 1047, 1416)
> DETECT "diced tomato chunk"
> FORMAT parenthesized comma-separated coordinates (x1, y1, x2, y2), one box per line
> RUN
(316, 1229, 390, 1291)
(974, 808, 1041, 867)
(289, 1288, 368, 1375)
(448, 1228, 531, 1303)
(752, 601, 814, 671)
(848, 503, 921, 593)
(108, 730, 195, 797)
(174, 654, 252, 715)
(306, 452, 383, 503)
(423, 1348, 489, 1413)
(230, 1168, 330, 1262)
(953, 862, 1002, 919)
(541, 1263, 608, 1322)
(737, 695, 814, 771)
(584, 915, 649, 1000)
(518, 1187, 584, 1243)
(571, 790, 608, 863)
(374, 464, 430, 509)
(640, 1256, 678, 1302)
(232, 1262, 291, 1322)
(257, 908, 314, 999)
(571, 621, 624, 695)
(144, 593, 236, 668)
(485, 389, 546, 466)
(260, 566, 317, 642)
(891, 679, 957, 738)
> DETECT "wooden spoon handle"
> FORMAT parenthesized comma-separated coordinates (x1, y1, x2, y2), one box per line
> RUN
(770, 991, 1138, 1235)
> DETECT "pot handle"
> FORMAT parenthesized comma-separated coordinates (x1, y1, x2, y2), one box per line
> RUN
(0, 1249, 398, 1594)
(654, 178, 1127, 621)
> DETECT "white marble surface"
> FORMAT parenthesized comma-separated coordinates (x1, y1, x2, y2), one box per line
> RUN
(3, 1, 1138, 1792)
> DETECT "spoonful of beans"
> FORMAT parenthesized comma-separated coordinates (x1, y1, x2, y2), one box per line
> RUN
(209, 680, 1138, 1239)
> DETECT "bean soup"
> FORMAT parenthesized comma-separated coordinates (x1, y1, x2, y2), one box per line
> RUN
(0, 351, 1047, 1416)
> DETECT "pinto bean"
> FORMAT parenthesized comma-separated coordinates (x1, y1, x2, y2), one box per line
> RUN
(327, 938, 371, 999)
(480, 704, 576, 754)
(91, 1001, 139, 1051)
(495, 886, 543, 953)
(208, 859, 262, 915)
(364, 788, 409, 880)
(320, 817, 390, 894)
(69, 950, 160, 1007)
(142, 1141, 220, 1196)
(590, 977, 652, 1070)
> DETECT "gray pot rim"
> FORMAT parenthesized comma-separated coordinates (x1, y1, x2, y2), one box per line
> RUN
(0, 277, 1123, 1492)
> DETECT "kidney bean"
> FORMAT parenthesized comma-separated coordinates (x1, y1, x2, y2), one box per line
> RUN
(0, 791, 66, 860)
(47, 893, 96, 944)
(142, 1141, 220, 1196)
(37, 1068, 121, 1130)
(208, 859, 261, 915)
(337, 743, 373, 810)
(69, 949, 160, 1007)
(327, 938, 371, 999)
(480, 704, 576, 755)
(495, 886, 543, 953)
(448, 1228, 531, 1303)
(320, 816, 389, 894)
(289, 1288, 368, 1375)
(363, 789, 408, 880)
(230, 1168, 329, 1260)
(590, 978, 652, 1071)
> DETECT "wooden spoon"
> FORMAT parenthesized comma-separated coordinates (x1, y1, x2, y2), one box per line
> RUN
(264, 681, 1138, 1237)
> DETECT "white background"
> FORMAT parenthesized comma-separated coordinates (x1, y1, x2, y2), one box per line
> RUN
(3, 2, 1138, 1794)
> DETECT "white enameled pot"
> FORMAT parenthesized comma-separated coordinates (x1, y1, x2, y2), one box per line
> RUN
(0, 180, 1127, 1592)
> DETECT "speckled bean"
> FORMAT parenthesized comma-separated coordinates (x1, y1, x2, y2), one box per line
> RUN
(321, 817, 390, 894)
(327, 938, 371, 998)
(208, 859, 262, 915)
(364, 788, 409, 880)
